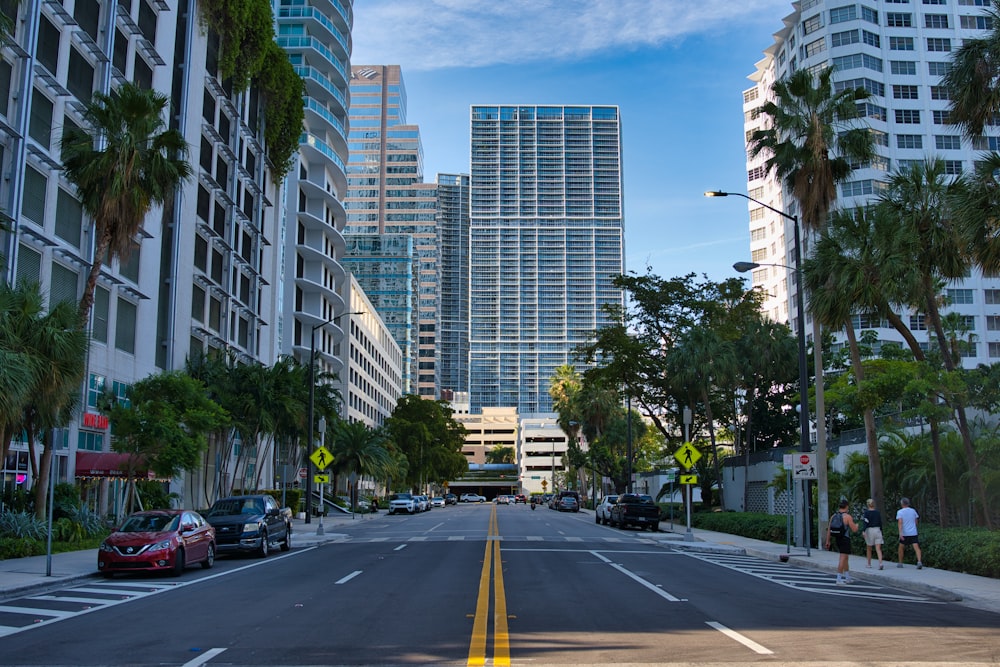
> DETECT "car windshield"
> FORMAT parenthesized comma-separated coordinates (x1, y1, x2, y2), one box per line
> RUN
(208, 498, 263, 516)
(390, 493, 412, 500)
(119, 514, 179, 533)
(605, 496, 618, 504)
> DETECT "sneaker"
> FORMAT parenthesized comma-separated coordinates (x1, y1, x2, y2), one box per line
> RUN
(866, 563, 872, 569)
(917, 561, 923, 570)
(896, 563, 904, 568)
(879, 563, 884, 570)
(844, 576, 853, 584)
(836, 578, 846, 586)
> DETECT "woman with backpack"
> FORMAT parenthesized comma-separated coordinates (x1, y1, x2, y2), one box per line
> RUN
(825, 498, 859, 585)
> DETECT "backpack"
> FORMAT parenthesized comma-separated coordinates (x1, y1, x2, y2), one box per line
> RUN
(830, 511, 846, 535)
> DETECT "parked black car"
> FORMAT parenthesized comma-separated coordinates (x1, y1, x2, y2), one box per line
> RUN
(205, 494, 292, 557)
(444, 493, 458, 505)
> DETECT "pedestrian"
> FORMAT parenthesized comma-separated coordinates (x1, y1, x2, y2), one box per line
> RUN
(825, 498, 859, 585)
(862, 498, 884, 570)
(896, 497, 923, 569)
(371, 497, 379, 514)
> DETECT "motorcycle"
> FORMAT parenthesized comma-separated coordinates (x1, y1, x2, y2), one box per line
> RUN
(530, 500, 537, 510)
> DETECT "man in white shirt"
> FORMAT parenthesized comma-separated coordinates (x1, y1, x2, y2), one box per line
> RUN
(896, 497, 923, 570)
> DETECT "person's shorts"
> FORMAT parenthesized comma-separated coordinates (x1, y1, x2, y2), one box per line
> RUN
(863, 527, 884, 546)
(899, 534, 919, 545)
(835, 535, 851, 554)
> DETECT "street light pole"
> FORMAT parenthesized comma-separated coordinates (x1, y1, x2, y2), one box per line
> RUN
(706, 190, 812, 555)
(304, 310, 364, 525)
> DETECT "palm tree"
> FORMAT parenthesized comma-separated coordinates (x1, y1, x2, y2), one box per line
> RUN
(943, 0, 1000, 139)
(880, 159, 993, 527)
(329, 419, 392, 505)
(748, 66, 876, 538)
(60, 82, 191, 325)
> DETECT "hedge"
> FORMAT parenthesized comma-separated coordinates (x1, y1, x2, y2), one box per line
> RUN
(687, 510, 1000, 579)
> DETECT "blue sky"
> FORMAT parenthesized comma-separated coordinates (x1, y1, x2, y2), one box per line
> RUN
(350, 0, 794, 283)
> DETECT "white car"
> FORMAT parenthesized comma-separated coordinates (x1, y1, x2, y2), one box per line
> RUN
(388, 493, 417, 515)
(460, 493, 486, 503)
(431, 497, 446, 508)
(415, 495, 430, 511)
(595, 495, 619, 525)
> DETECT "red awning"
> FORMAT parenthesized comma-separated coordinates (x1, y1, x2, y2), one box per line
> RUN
(75, 452, 154, 480)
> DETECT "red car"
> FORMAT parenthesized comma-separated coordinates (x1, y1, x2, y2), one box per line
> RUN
(98, 509, 216, 577)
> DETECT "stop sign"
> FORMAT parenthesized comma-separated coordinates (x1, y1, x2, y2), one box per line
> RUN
(800, 454, 811, 465)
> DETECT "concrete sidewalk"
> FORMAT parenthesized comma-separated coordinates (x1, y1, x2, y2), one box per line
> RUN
(0, 510, 997, 615)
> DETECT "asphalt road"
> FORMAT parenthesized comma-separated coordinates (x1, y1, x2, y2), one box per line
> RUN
(0, 502, 997, 666)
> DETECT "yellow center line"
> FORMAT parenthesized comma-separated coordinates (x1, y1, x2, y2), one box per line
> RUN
(467, 503, 511, 666)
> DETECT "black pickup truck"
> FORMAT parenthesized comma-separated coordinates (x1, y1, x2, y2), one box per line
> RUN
(205, 494, 292, 557)
(609, 493, 660, 531)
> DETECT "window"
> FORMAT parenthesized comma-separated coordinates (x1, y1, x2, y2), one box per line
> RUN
(35, 16, 59, 74)
(944, 160, 964, 174)
(55, 189, 83, 248)
(928, 61, 950, 76)
(890, 60, 917, 74)
(0, 59, 11, 117)
(862, 30, 880, 46)
(961, 15, 994, 29)
(927, 37, 952, 51)
(989, 342, 1000, 358)
(113, 28, 128, 73)
(947, 288, 974, 304)
(930, 85, 950, 100)
(986, 289, 1000, 304)
(750, 226, 767, 241)
(115, 298, 137, 353)
(830, 5, 857, 23)
(751, 248, 767, 262)
(803, 14, 823, 33)
(895, 109, 921, 123)
(29, 88, 53, 148)
(887, 12, 913, 26)
(859, 102, 888, 121)
(893, 85, 919, 99)
(832, 29, 860, 46)
(67, 48, 94, 102)
(93, 286, 109, 343)
(804, 38, 826, 57)
(836, 77, 884, 96)
(748, 165, 766, 181)
(988, 315, 1000, 330)
(138, 0, 157, 42)
(933, 109, 952, 124)
(743, 87, 759, 103)
(871, 129, 889, 145)
(119, 243, 140, 283)
(936, 135, 961, 149)
(910, 314, 927, 330)
(897, 134, 923, 148)
(842, 179, 875, 196)
(890, 36, 915, 49)
(49, 263, 79, 308)
(22, 166, 46, 223)
(925, 14, 949, 28)
(861, 5, 878, 22)
(134, 56, 153, 90)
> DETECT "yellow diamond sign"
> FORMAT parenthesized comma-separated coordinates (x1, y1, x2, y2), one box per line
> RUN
(675, 442, 702, 470)
(310, 446, 333, 471)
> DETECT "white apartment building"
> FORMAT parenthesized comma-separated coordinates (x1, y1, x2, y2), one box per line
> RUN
(744, 0, 1000, 365)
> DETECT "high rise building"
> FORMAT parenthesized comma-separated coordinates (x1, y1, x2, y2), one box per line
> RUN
(744, 1, 997, 365)
(344, 64, 439, 397)
(436, 172, 470, 399)
(468, 105, 625, 414)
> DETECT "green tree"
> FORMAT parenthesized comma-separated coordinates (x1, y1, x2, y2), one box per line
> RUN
(107, 371, 228, 483)
(0, 284, 87, 520)
(60, 83, 191, 325)
(329, 418, 392, 494)
(384, 395, 467, 491)
(485, 445, 515, 464)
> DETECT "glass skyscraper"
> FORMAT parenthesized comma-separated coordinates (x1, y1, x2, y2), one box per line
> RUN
(468, 105, 625, 414)
(437, 172, 470, 398)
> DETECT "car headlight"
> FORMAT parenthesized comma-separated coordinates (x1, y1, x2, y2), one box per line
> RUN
(148, 539, 173, 552)
(99, 542, 113, 553)
(243, 522, 259, 533)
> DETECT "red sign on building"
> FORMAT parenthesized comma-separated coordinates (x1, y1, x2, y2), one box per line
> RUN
(82, 412, 109, 430)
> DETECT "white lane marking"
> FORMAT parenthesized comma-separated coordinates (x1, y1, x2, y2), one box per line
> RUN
(335, 570, 362, 585)
(182, 647, 227, 666)
(590, 551, 681, 602)
(427, 522, 445, 532)
(369, 537, 389, 542)
(526, 536, 543, 541)
(706, 621, 773, 655)
(448, 536, 464, 541)
(394, 544, 408, 551)
(0, 604, 75, 618)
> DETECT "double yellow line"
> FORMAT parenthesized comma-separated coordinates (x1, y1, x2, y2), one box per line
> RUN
(467, 504, 510, 666)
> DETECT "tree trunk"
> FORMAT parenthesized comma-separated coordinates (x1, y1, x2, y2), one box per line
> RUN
(79, 228, 111, 327)
(703, 389, 724, 510)
(844, 325, 885, 514)
(33, 430, 53, 521)
(929, 419, 948, 528)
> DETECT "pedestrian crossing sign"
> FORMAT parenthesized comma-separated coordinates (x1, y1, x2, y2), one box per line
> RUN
(310, 446, 333, 471)
(675, 442, 702, 470)
(680, 474, 698, 485)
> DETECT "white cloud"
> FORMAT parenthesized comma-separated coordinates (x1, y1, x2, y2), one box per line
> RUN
(351, 0, 793, 70)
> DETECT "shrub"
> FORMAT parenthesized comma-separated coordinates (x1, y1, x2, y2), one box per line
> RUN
(53, 482, 81, 519)
(0, 511, 48, 540)
(0, 537, 43, 559)
(690, 511, 789, 544)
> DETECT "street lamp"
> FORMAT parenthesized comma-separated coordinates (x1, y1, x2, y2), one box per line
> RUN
(706, 190, 811, 555)
(304, 310, 364, 524)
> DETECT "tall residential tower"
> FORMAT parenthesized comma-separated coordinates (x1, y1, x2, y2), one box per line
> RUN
(468, 105, 625, 414)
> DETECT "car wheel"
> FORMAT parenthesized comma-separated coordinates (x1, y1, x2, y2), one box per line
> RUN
(171, 548, 186, 577)
(281, 528, 292, 552)
(595, 513, 600, 524)
(202, 543, 215, 569)
(258, 531, 269, 558)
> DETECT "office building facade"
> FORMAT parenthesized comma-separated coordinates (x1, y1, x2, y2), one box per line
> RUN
(745, 1, 999, 365)
(468, 105, 625, 413)
(436, 172, 470, 399)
